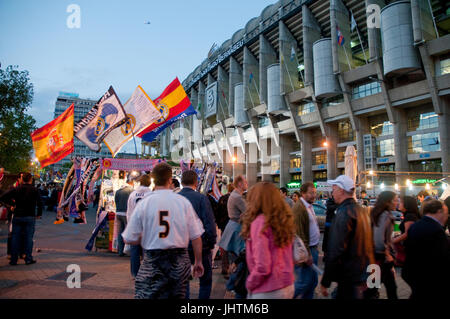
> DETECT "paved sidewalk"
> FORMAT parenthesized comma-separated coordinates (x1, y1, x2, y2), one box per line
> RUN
(0, 206, 410, 299)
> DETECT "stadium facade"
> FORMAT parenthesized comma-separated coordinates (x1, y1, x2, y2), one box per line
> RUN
(152, 0, 450, 192)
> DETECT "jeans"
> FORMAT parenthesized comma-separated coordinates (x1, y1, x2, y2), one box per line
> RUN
(294, 246, 319, 299)
(11, 216, 35, 263)
(116, 214, 127, 255)
(187, 249, 213, 299)
(130, 244, 142, 278)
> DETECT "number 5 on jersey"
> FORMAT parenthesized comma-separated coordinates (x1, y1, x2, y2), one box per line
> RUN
(159, 210, 170, 238)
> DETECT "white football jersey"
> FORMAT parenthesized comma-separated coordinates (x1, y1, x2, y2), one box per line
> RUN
(122, 189, 205, 250)
(126, 186, 152, 222)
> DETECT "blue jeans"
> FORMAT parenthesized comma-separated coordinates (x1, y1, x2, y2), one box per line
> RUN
(116, 215, 127, 255)
(130, 244, 142, 278)
(186, 249, 212, 299)
(294, 246, 319, 299)
(11, 216, 35, 264)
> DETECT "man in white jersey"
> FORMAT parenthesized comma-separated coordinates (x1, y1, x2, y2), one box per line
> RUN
(122, 163, 204, 299)
(126, 174, 152, 278)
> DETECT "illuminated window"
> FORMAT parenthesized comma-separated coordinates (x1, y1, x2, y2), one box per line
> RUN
(297, 101, 315, 116)
(290, 157, 301, 169)
(409, 159, 442, 172)
(370, 114, 393, 137)
(407, 112, 439, 132)
(292, 174, 302, 181)
(376, 139, 395, 157)
(352, 81, 381, 100)
(322, 95, 344, 107)
(407, 132, 440, 154)
(314, 171, 327, 181)
(313, 151, 327, 165)
(338, 147, 346, 162)
(338, 120, 355, 143)
(440, 57, 450, 75)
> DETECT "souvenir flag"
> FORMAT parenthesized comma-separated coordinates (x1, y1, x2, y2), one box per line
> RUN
(210, 173, 222, 202)
(351, 13, 357, 33)
(31, 103, 74, 168)
(337, 25, 345, 46)
(74, 86, 127, 152)
(56, 171, 63, 179)
(138, 78, 197, 142)
(103, 85, 161, 157)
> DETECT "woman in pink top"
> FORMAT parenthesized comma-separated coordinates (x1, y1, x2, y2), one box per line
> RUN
(241, 182, 296, 299)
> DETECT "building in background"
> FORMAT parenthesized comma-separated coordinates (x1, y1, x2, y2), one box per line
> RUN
(158, 0, 450, 195)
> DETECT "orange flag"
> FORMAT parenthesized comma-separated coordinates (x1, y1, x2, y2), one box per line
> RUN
(31, 104, 74, 168)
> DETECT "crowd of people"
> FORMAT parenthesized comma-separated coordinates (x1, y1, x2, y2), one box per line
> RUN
(1, 163, 449, 300)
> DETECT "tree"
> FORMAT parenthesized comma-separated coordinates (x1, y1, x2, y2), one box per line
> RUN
(0, 65, 36, 173)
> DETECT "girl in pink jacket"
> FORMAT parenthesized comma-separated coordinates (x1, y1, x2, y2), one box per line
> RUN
(241, 182, 296, 299)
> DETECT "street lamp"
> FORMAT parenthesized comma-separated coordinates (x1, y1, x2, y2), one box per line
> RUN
(380, 182, 385, 190)
(323, 141, 328, 147)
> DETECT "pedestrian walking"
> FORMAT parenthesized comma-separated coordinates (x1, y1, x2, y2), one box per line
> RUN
(402, 199, 449, 299)
(0, 173, 43, 265)
(126, 174, 152, 278)
(368, 191, 399, 299)
(322, 195, 337, 259)
(122, 163, 205, 299)
(241, 182, 295, 299)
(216, 184, 234, 278)
(115, 174, 134, 256)
(292, 181, 321, 299)
(179, 170, 217, 299)
(292, 191, 300, 204)
(280, 187, 294, 208)
(320, 175, 375, 299)
(218, 175, 248, 263)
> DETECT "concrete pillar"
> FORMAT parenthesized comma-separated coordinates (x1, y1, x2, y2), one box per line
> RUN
(222, 149, 233, 177)
(217, 65, 230, 122)
(260, 137, 272, 182)
(302, 4, 321, 86)
(246, 143, 258, 187)
(356, 117, 370, 174)
(229, 57, 243, 118)
(366, 0, 385, 61)
(300, 130, 313, 182)
(280, 135, 294, 187)
(330, 0, 351, 73)
(279, 21, 302, 93)
(439, 98, 450, 173)
(259, 35, 277, 105)
(393, 109, 409, 185)
(243, 47, 260, 109)
(325, 123, 338, 180)
(198, 81, 206, 121)
(233, 146, 245, 180)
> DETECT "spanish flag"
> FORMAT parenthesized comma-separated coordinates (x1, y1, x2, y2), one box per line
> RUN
(31, 104, 74, 168)
(138, 78, 196, 142)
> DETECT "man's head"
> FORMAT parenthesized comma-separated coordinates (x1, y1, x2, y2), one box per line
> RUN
(417, 190, 430, 203)
(422, 199, 448, 226)
(139, 174, 151, 187)
(22, 173, 33, 184)
(300, 182, 317, 204)
(233, 175, 248, 193)
(151, 163, 173, 188)
(279, 187, 288, 198)
(328, 175, 355, 204)
(171, 178, 180, 190)
(181, 170, 198, 189)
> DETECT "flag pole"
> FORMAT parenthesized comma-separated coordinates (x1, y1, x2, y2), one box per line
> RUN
(342, 45, 352, 70)
(427, 0, 439, 38)
(281, 50, 296, 93)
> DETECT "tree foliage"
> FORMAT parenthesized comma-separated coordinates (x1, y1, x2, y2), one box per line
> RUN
(0, 65, 36, 173)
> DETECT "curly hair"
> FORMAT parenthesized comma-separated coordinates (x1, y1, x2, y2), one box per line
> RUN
(241, 182, 295, 248)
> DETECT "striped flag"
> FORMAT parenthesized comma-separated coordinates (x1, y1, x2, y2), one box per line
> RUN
(210, 172, 222, 202)
(336, 25, 345, 46)
(138, 78, 196, 142)
(351, 13, 357, 33)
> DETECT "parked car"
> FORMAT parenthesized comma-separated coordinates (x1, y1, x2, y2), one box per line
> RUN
(313, 202, 326, 232)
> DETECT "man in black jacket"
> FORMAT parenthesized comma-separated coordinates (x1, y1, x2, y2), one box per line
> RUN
(402, 199, 449, 299)
(0, 173, 42, 265)
(179, 170, 217, 299)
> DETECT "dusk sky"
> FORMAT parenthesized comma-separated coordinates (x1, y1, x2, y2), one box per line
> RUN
(0, 0, 274, 153)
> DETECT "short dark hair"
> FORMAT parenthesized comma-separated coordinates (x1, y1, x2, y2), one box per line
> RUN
(151, 163, 172, 186)
(300, 182, 315, 194)
(22, 173, 32, 183)
(172, 178, 180, 188)
(280, 187, 288, 195)
(181, 170, 198, 186)
(139, 174, 151, 187)
(233, 175, 245, 188)
(361, 190, 367, 194)
(422, 199, 443, 215)
(417, 190, 430, 198)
